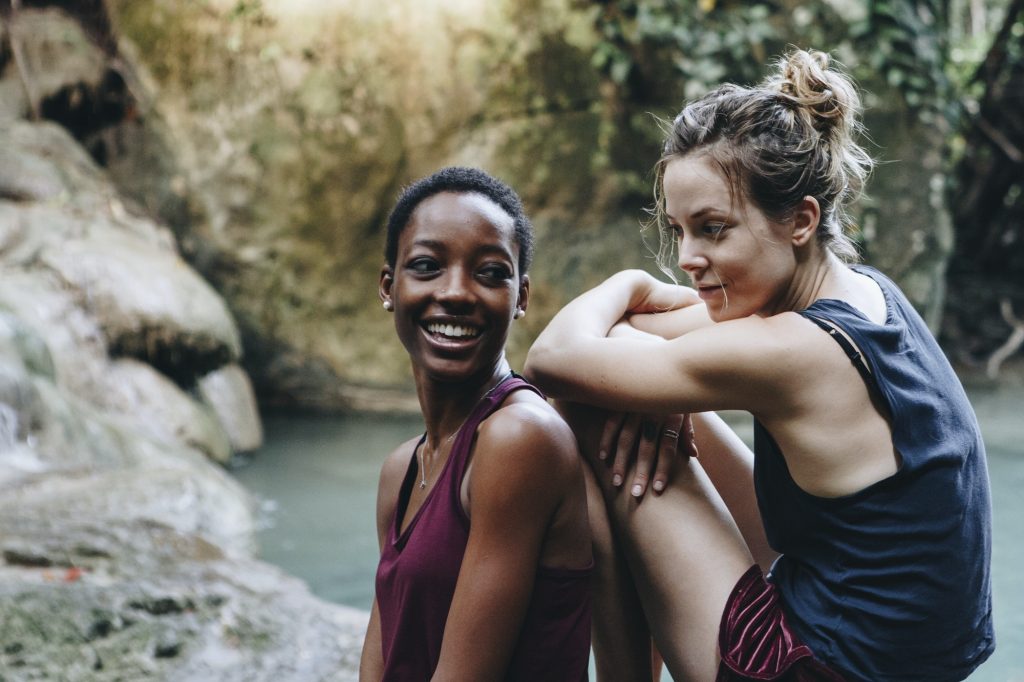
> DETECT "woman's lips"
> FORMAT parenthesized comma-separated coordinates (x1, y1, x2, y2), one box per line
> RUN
(421, 322, 483, 351)
(697, 284, 723, 299)
(425, 322, 480, 339)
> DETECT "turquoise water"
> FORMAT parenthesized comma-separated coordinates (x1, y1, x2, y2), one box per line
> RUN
(233, 383, 1024, 681)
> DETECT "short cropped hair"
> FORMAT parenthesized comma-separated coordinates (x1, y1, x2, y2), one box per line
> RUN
(384, 167, 534, 275)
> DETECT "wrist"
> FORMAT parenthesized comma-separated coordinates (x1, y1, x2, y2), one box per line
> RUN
(606, 270, 654, 309)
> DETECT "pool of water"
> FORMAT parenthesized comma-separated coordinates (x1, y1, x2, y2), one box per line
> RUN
(233, 383, 1024, 681)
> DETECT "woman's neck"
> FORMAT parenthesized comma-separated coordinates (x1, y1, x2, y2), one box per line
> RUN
(766, 250, 844, 315)
(415, 360, 512, 452)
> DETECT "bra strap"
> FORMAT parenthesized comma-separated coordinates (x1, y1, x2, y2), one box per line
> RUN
(802, 313, 876, 389)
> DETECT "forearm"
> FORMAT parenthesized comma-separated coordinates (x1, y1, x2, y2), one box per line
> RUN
(538, 269, 653, 344)
(624, 302, 713, 340)
(431, 569, 535, 681)
(526, 270, 661, 391)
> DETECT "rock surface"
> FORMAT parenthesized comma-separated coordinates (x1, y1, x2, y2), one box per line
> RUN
(0, 51, 364, 680)
(198, 364, 264, 455)
(0, 516, 368, 681)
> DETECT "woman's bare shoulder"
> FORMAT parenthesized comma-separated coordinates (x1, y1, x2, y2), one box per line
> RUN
(475, 393, 581, 483)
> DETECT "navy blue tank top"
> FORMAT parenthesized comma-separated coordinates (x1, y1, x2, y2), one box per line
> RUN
(754, 266, 994, 681)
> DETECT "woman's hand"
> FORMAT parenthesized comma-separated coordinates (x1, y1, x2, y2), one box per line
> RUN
(624, 271, 702, 317)
(525, 271, 717, 414)
(598, 411, 697, 497)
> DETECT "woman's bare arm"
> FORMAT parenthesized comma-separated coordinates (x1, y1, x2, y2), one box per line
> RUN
(525, 270, 804, 417)
(621, 301, 713, 339)
(431, 404, 587, 681)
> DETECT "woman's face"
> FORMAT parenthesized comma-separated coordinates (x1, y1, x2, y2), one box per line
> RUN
(663, 154, 798, 321)
(380, 191, 527, 384)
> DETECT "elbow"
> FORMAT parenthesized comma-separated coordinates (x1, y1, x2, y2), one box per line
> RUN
(523, 342, 564, 397)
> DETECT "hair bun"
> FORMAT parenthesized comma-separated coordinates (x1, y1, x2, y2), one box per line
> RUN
(770, 49, 858, 134)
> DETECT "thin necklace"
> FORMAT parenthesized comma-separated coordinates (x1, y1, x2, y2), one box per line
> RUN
(417, 371, 513, 490)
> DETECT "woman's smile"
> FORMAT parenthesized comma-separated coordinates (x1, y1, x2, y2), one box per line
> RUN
(424, 321, 481, 339)
(421, 319, 484, 350)
(382, 191, 525, 383)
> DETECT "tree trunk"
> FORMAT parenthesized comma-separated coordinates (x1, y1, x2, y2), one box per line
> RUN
(945, 0, 1024, 366)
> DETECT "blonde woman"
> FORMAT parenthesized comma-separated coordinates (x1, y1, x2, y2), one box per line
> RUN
(526, 50, 994, 682)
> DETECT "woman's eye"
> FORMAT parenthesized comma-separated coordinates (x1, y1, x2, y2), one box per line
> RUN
(668, 223, 683, 238)
(479, 264, 513, 281)
(408, 258, 439, 274)
(703, 222, 728, 237)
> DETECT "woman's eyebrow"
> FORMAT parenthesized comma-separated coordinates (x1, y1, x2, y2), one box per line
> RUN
(474, 244, 514, 259)
(665, 206, 725, 224)
(688, 206, 727, 220)
(410, 238, 445, 250)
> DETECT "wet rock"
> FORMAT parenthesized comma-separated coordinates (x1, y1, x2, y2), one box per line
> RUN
(197, 364, 263, 454)
(103, 359, 232, 464)
(36, 220, 241, 385)
(0, 517, 368, 682)
(0, 310, 56, 380)
(0, 46, 362, 676)
(0, 371, 253, 552)
(0, 120, 244, 412)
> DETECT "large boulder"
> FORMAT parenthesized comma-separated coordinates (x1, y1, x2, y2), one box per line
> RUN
(99, 0, 651, 411)
(0, 516, 367, 681)
(0, 109, 361, 679)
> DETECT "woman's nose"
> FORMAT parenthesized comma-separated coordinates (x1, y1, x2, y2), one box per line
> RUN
(677, 241, 707, 274)
(437, 269, 473, 304)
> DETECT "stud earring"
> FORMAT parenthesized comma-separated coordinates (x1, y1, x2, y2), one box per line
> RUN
(383, 301, 393, 311)
(514, 308, 525, 319)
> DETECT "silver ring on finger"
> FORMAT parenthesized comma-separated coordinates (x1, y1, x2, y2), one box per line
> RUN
(663, 429, 679, 439)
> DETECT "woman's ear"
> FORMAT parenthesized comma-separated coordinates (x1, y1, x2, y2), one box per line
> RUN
(379, 265, 395, 311)
(516, 275, 530, 318)
(791, 196, 821, 247)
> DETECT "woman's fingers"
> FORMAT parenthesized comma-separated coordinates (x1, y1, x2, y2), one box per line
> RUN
(635, 280, 702, 314)
(611, 413, 642, 489)
(603, 411, 698, 497)
(630, 419, 659, 497)
(651, 414, 685, 494)
(683, 413, 699, 460)
(599, 411, 628, 463)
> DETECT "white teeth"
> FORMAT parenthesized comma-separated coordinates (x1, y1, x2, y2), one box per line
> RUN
(426, 323, 479, 339)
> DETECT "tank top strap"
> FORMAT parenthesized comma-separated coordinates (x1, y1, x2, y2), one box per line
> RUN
(444, 373, 544, 514)
(800, 311, 878, 393)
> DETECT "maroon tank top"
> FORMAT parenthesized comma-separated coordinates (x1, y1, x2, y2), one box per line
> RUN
(375, 375, 591, 681)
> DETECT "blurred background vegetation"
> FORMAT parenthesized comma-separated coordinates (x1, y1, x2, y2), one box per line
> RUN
(3, 0, 1022, 411)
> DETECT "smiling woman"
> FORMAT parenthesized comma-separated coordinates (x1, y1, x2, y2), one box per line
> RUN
(525, 49, 995, 682)
(360, 167, 593, 681)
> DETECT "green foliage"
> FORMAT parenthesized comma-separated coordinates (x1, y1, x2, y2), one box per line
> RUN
(228, 0, 267, 21)
(587, 0, 782, 99)
(586, 0, 963, 123)
(850, 0, 952, 122)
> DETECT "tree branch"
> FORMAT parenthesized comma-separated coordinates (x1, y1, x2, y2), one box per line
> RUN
(987, 298, 1024, 378)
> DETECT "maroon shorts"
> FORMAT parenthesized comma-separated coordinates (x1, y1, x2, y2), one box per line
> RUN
(717, 565, 846, 682)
